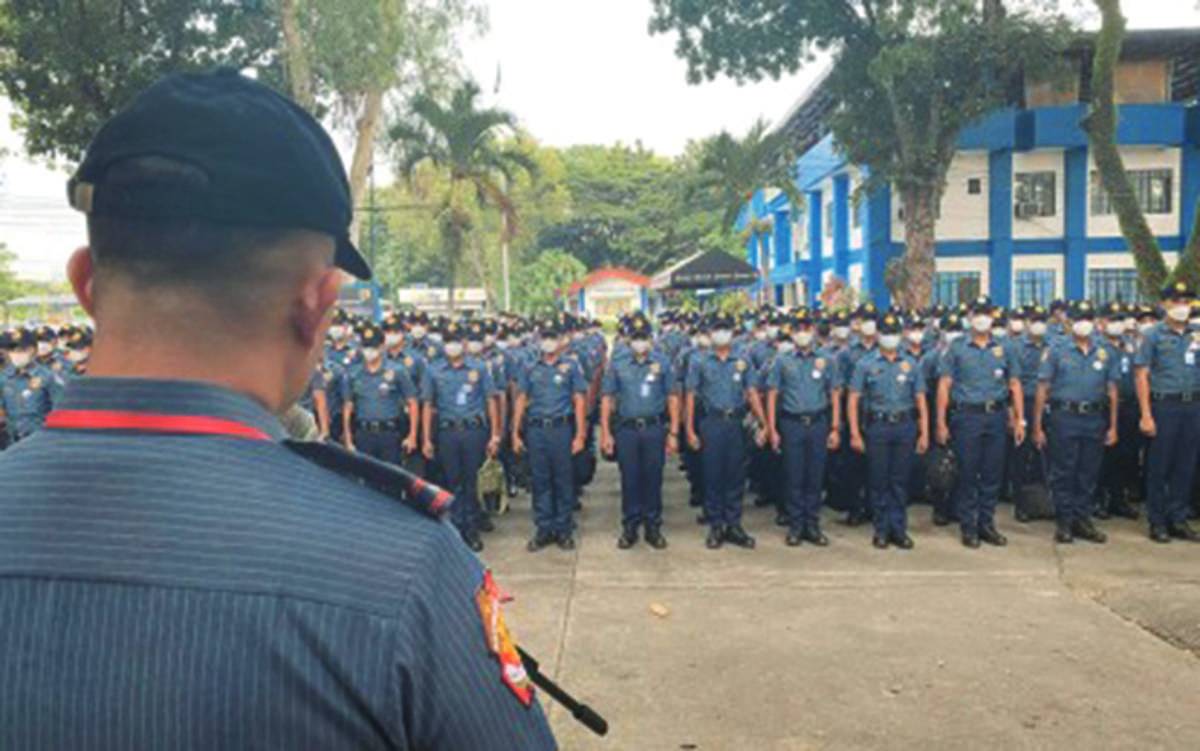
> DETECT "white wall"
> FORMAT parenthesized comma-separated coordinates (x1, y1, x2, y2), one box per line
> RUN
(848, 263, 863, 292)
(1087, 146, 1182, 239)
(1012, 149, 1065, 240)
(1011, 254, 1065, 301)
(891, 151, 991, 244)
(583, 279, 644, 318)
(1087, 251, 1179, 272)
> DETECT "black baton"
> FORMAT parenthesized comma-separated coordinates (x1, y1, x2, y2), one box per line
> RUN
(518, 647, 608, 737)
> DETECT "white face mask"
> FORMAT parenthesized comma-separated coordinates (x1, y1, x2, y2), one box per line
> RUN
(776, 341, 795, 354)
(466, 341, 484, 355)
(993, 328, 1007, 339)
(496, 340, 510, 351)
(972, 315, 992, 334)
(630, 339, 651, 355)
(860, 321, 877, 338)
(443, 341, 464, 358)
(67, 349, 88, 363)
(906, 331, 924, 345)
(832, 326, 850, 340)
(508, 337, 522, 349)
(1104, 321, 1126, 337)
(9, 352, 32, 369)
(484, 335, 496, 347)
(411, 325, 427, 339)
(1030, 322, 1048, 337)
(1138, 322, 1156, 335)
(362, 347, 381, 362)
(695, 334, 711, 349)
(384, 333, 402, 348)
(1168, 305, 1190, 323)
(329, 325, 347, 340)
(428, 333, 443, 344)
(540, 338, 559, 354)
(765, 326, 779, 339)
(36, 342, 53, 356)
(1073, 321, 1095, 339)
(1123, 317, 1137, 330)
(945, 332, 963, 343)
(1009, 321, 1026, 334)
(879, 334, 901, 351)
(793, 331, 814, 348)
(753, 330, 767, 342)
(711, 330, 733, 347)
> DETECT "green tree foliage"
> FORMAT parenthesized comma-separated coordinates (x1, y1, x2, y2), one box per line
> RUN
(511, 250, 586, 316)
(687, 118, 801, 234)
(388, 81, 536, 310)
(1082, 0, 1200, 297)
(650, 0, 1072, 309)
(0, 244, 23, 313)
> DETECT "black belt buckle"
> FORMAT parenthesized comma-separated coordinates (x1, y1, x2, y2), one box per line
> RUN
(983, 401, 1001, 414)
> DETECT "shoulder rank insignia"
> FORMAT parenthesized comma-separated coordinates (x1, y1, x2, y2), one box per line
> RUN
(1097, 348, 1108, 361)
(900, 361, 911, 373)
(427, 346, 438, 358)
(29, 377, 42, 390)
(467, 369, 480, 383)
(383, 368, 395, 381)
(404, 356, 414, 368)
(815, 358, 826, 370)
(51, 361, 63, 372)
(283, 440, 453, 519)
(558, 363, 571, 374)
(476, 569, 535, 707)
(735, 360, 747, 372)
(649, 362, 661, 374)
(992, 346, 1004, 358)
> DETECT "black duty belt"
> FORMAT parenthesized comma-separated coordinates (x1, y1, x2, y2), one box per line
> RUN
(439, 416, 486, 430)
(1152, 392, 1200, 404)
(954, 400, 1009, 414)
(868, 409, 916, 424)
(355, 418, 405, 432)
(706, 408, 746, 421)
(780, 410, 829, 427)
(618, 414, 667, 430)
(527, 415, 572, 429)
(1051, 400, 1105, 415)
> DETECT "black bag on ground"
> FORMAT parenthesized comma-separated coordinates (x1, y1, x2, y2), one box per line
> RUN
(1015, 450, 1056, 521)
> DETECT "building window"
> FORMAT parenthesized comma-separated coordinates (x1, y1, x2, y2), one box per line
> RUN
(967, 178, 983, 196)
(934, 271, 982, 307)
(1088, 268, 1143, 305)
(1014, 171, 1056, 218)
(824, 202, 833, 238)
(851, 198, 862, 230)
(761, 236, 773, 273)
(1090, 169, 1173, 216)
(1014, 269, 1056, 306)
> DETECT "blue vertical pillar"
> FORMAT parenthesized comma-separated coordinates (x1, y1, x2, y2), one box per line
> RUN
(1182, 142, 1200, 245)
(1064, 147, 1088, 299)
(866, 183, 899, 308)
(745, 230, 760, 299)
(808, 190, 823, 305)
(988, 149, 1014, 305)
(833, 174, 850, 280)
(577, 288, 586, 315)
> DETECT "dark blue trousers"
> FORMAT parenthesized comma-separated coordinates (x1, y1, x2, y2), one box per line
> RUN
(699, 415, 746, 528)
(1046, 411, 1105, 526)
(528, 422, 576, 537)
(614, 424, 667, 530)
(356, 426, 402, 465)
(437, 425, 488, 536)
(866, 420, 917, 538)
(779, 416, 828, 532)
(1146, 401, 1200, 528)
(951, 410, 1008, 535)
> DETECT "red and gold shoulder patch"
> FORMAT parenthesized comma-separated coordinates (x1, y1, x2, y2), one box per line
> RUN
(476, 570, 535, 707)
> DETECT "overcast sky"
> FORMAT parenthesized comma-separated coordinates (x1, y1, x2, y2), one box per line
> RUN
(2, 0, 1198, 280)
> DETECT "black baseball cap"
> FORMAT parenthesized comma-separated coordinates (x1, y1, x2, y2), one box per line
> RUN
(67, 69, 371, 280)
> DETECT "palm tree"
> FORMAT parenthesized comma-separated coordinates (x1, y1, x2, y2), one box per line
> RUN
(389, 81, 536, 310)
(688, 118, 802, 239)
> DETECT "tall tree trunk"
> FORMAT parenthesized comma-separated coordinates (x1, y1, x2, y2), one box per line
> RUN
(279, 0, 314, 112)
(899, 187, 938, 310)
(1180, 202, 1200, 290)
(347, 88, 385, 248)
(1081, 0, 1169, 298)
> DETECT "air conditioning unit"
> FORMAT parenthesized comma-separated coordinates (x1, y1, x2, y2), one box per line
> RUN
(1014, 202, 1040, 220)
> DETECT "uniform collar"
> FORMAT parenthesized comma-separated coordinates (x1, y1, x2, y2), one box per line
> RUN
(54, 377, 286, 441)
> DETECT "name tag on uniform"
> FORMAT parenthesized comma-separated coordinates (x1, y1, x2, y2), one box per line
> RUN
(379, 382, 391, 393)
(733, 373, 742, 383)
(1093, 361, 1103, 371)
(897, 374, 907, 383)
(640, 383, 651, 398)
(457, 386, 469, 406)
(812, 370, 822, 380)
(554, 375, 564, 385)
(1187, 352, 1196, 366)
(993, 368, 1004, 379)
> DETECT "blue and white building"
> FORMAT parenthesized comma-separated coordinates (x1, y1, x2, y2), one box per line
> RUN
(742, 28, 1200, 308)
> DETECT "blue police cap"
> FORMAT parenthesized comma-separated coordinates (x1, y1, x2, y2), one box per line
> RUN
(68, 69, 371, 281)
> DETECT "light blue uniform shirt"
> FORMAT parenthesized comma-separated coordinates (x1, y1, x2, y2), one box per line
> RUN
(342, 362, 416, 421)
(1039, 339, 1119, 402)
(1133, 322, 1200, 395)
(941, 337, 1021, 405)
(850, 351, 925, 414)
(421, 357, 495, 421)
(685, 350, 756, 414)
(1, 364, 58, 440)
(765, 347, 841, 414)
(516, 357, 587, 419)
(602, 351, 677, 420)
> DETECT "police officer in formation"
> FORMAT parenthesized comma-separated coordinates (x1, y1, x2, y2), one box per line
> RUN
(600, 315, 678, 550)
(340, 324, 419, 466)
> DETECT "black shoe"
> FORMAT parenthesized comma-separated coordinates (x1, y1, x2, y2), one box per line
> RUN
(1168, 522, 1200, 542)
(557, 533, 576, 551)
(1094, 506, 1111, 521)
(1150, 526, 1172, 544)
(645, 527, 668, 550)
(785, 530, 803, 547)
(724, 525, 757, 549)
(803, 526, 830, 547)
(1014, 508, 1031, 523)
(962, 533, 981, 549)
(617, 528, 638, 549)
(478, 515, 496, 533)
(706, 526, 725, 549)
(872, 534, 889, 549)
(506, 481, 518, 499)
(464, 533, 484, 552)
(527, 532, 555, 552)
(1109, 501, 1140, 520)
(1073, 519, 1108, 544)
(891, 532, 915, 550)
(843, 510, 867, 527)
(695, 513, 710, 526)
(933, 510, 953, 527)
(1055, 525, 1074, 544)
(775, 512, 790, 528)
(979, 525, 1008, 547)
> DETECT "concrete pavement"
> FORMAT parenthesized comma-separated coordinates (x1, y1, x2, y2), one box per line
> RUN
(483, 461, 1200, 750)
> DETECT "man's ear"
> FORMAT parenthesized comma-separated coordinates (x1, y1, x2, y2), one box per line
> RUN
(292, 267, 344, 349)
(66, 247, 97, 317)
